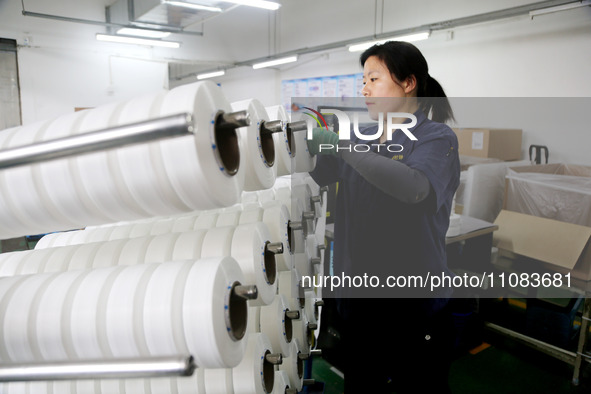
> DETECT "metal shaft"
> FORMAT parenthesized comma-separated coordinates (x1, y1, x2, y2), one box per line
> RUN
(286, 121, 307, 132)
(286, 388, 298, 394)
(265, 353, 283, 365)
(311, 257, 321, 266)
(0, 356, 195, 382)
(285, 310, 300, 320)
(233, 284, 258, 300)
(310, 349, 323, 357)
(303, 379, 316, 386)
(315, 300, 325, 307)
(302, 211, 315, 221)
(260, 120, 284, 135)
(219, 110, 250, 129)
(266, 242, 284, 255)
(289, 221, 303, 231)
(0, 113, 194, 170)
(308, 323, 318, 330)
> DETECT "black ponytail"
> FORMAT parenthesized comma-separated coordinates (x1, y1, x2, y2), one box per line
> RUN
(423, 75, 455, 123)
(360, 41, 454, 123)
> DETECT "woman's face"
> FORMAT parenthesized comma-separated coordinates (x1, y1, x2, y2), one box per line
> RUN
(361, 55, 416, 120)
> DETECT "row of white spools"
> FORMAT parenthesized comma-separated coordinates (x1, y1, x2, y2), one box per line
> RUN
(0, 81, 326, 393)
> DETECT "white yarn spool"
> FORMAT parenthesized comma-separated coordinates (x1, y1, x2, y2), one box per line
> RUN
(231, 333, 276, 394)
(278, 270, 303, 314)
(159, 81, 243, 209)
(272, 370, 292, 394)
(239, 203, 264, 224)
(174, 368, 207, 393)
(292, 122, 316, 173)
(204, 368, 234, 393)
(265, 105, 294, 177)
(279, 340, 304, 392)
(303, 290, 319, 326)
(216, 210, 242, 227)
(182, 258, 248, 368)
(116, 91, 191, 216)
(262, 201, 294, 271)
(247, 305, 261, 333)
(0, 258, 248, 367)
(231, 98, 277, 191)
(292, 314, 312, 356)
(259, 294, 294, 357)
(76, 101, 148, 222)
(200, 226, 235, 258)
(231, 223, 278, 306)
(171, 230, 208, 261)
(193, 212, 219, 230)
(0, 120, 73, 237)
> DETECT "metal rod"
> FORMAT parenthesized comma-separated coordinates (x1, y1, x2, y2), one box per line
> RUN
(260, 120, 284, 135)
(289, 221, 303, 232)
(286, 121, 307, 133)
(21, 10, 203, 36)
(310, 196, 322, 204)
(233, 284, 258, 300)
(302, 211, 315, 221)
(265, 353, 283, 365)
(309, 349, 322, 357)
(265, 242, 284, 255)
(285, 388, 297, 394)
(311, 258, 321, 266)
(303, 379, 316, 386)
(308, 323, 318, 330)
(219, 110, 250, 129)
(0, 113, 194, 170)
(297, 353, 309, 360)
(317, 244, 326, 252)
(315, 300, 325, 307)
(285, 310, 300, 320)
(0, 355, 195, 382)
(485, 322, 577, 365)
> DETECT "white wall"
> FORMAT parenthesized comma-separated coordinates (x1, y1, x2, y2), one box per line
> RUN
(0, 0, 171, 124)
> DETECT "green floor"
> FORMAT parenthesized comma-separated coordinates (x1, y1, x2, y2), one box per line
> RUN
(311, 337, 591, 394)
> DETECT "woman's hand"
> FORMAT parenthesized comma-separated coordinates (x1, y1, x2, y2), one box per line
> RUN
(306, 127, 339, 156)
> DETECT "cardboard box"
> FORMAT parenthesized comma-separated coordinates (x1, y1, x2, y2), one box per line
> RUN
(493, 210, 591, 280)
(504, 163, 591, 227)
(494, 163, 591, 280)
(453, 128, 522, 161)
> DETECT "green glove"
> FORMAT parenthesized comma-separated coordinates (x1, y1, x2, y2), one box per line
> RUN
(306, 127, 339, 156)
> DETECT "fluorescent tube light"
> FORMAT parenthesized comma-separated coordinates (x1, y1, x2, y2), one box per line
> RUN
(348, 32, 430, 52)
(529, 0, 590, 17)
(197, 70, 225, 79)
(96, 34, 181, 48)
(116, 28, 171, 38)
(164, 1, 223, 12)
(223, 0, 281, 11)
(252, 56, 297, 69)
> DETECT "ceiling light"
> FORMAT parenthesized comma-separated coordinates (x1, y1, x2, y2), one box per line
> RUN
(252, 56, 297, 69)
(348, 32, 430, 52)
(223, 0, 281, 11)
(163, 1, 223, 12)
(197, 70, 226, 79)
(96, 34, 181, 48)
(529, 0, 591, 18)
(116, 28, 171, 38)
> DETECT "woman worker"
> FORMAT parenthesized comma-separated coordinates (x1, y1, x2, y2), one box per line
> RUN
(307, 41, 460, 392)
